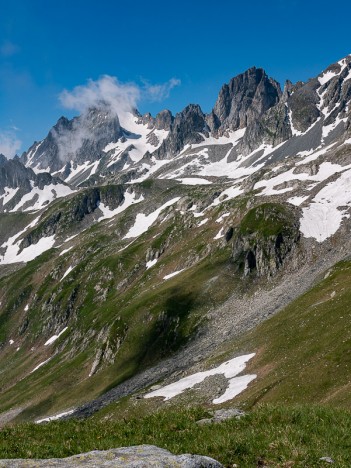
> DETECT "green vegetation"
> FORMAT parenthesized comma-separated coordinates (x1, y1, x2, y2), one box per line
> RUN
(229, 260, 351, 408)
(239, 202, 296, 237)
(1, 405, 351, 467)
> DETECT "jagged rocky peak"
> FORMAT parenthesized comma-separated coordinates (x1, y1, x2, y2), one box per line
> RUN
(22, 106, 123, 173)
(152, 104, 208, 159)
(0, 154, 72, 213)
(136, 109, 173, 131)
(155, 109, 173, 130)
(0, 155, 35, 191)
(211, 67, 282, 133)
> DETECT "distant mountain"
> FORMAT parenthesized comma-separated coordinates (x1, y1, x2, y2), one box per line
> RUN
(1, 54, 351, 425)
(0, 153, 74, 213)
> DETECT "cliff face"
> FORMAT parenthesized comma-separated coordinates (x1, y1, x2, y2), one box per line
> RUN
(232, 203, 301, 278)
(210, 67, 282, 134)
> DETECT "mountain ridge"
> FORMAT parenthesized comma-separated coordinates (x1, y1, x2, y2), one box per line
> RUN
(1, 53, 351, 425)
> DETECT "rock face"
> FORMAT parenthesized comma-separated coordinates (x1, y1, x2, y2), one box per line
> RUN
(153, 104, 208, 159)
(0, 154, 71, 212)
(232, 203, 301, 278)
(21, 108, 123, 173)
(0, 445, 223, 467)
(210, 67, 282, 134)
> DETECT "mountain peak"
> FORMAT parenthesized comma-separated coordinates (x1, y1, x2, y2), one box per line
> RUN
(212, 66, 281, 133)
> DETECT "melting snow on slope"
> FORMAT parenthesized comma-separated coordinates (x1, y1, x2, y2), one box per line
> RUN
(318, 70, 339, 85)
(0, 187, 19, 206)
(163, 269, 185, 280)
(103, 112, 169, 168)
(0, 235, 55, 265)
(145, 353, 256, 403)
(176, 178, 212, 185)
(63, 160, 99, 183)
(123, 197, 180, 239)
(61, 265, 74, 281)
(214, 227, 225, 240)
(146, 258, 158, 269)
(216, 213, 230, 223)
(198, 218, 208, 226)
(211, 185, 243, 206)
(44, 327, 68, 346)
(97, 191, 144, 222)
(59, 246, 73, 256)
(30, 357, 52, 374)
(11, 184, 75, 212)
(36, 409, 75, 424)
(287, 195, 309, 206)
(300, 168, 351, 242)
(255, 162, 351, 196)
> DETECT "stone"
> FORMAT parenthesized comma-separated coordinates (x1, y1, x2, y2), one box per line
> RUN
(0, 445, 223, 467)
(319, 457, 335, 464)
(196, 408, 245, 425)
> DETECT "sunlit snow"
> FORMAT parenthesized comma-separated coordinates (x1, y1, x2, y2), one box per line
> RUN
(300, 168, 351, 242)
(44, 327, 68, 346)
(36, 409, 75, 424)
(145, 353, 256, 403)
(97, 191, 144, 222)
(163, 269, 185, 280)
(123, 197, 180, 239)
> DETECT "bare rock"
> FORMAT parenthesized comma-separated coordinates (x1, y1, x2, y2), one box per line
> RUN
(0, 445, 223, 467)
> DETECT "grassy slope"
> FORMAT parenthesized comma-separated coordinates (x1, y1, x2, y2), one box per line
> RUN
(224, 260, 351, 408)
(0, 405, 350, 467)
(0, 183, 248, 420)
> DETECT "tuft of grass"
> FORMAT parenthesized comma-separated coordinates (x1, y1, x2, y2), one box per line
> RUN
(0, 405, 350, 466)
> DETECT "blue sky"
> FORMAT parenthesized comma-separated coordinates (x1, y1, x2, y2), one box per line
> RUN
(1, 0, 350, 156)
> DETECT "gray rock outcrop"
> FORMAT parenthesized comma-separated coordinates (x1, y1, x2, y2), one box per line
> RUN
(0, 445, 223, 467)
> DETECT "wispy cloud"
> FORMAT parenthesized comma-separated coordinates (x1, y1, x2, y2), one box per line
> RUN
(59, 75, 140, 115)
(59, 75, 181, 116)
(0, 41, 20, 57)
(56, 75, 180, 162)
(0, 130, 22, 158)
(141, 78, 181, 102)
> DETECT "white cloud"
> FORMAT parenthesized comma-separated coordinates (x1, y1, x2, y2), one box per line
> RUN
(0, 131, 22, 158)
(142, 78, 181, 102)
(59, 75, 140, 116)
(59, 75, 181, 116)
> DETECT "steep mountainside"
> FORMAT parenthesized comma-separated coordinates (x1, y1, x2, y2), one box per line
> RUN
(1, 54, 351, 424)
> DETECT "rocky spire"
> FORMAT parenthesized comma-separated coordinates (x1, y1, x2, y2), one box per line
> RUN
(211, 67, 282, 133)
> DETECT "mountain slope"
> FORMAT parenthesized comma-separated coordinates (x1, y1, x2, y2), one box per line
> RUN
(1, 54, 351, 424)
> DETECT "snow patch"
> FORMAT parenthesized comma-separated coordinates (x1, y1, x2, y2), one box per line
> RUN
(59, 246, 73, 256)
(30, 358, 51, 374)
(145, 353, 256, 402)
(36, 409, 75, 424)
(287, 195, 309, 206)
(146, 258, 158, 269)
(44, 327, 68, 346)
(300, 168, 351, 242)
(198, 218, 208, 227)
(123, 197, 180, 239)
(163, 269, 185, 280)
(11, 184, 75, 212)
(0, 187, 19, 205)
(61, 265, 74, 281)
(0, 235, 56, 265)
(216, 213, 230, 223)
(318, 70, 338, 85)
(176, 177, 212, 185)
(97, 191, 144, 222)
(214, 227, 225, 240)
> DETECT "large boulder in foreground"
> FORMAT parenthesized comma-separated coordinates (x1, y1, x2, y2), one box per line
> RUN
(0, 444, 223, 467)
